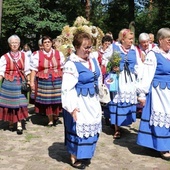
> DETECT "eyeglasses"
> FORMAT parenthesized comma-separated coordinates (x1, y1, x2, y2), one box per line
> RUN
(10, 42, 19, 45)
(165, 38, 170, 43)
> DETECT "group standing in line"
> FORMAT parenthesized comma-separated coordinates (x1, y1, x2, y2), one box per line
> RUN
(0, 27, 169, 169)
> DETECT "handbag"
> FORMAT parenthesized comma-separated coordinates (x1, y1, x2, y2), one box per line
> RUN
(99, 84, 111, 104)
(104, 72, 119, 92)
(93, 71, 111, 104)
(12, 59, 31, 94)
(21, 80, 31, 94)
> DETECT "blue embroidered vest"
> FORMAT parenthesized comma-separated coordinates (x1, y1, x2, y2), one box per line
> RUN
(74, 58, 100, 97)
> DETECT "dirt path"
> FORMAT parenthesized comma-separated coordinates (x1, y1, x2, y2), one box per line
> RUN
(0, 105, 169, 170)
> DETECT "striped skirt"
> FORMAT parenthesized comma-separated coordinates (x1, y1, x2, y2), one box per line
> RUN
(63, 109, 99, 159)
(103, 92, 116, 119)
(34, 76, 62, 115)
(109, 101, 136, 126)
(137, 92, 170, 151)
(0, 78, 28, 123)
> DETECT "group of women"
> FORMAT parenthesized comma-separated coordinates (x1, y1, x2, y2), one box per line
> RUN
(0, 35, 65, 135)
(0, 27, 169, 169)
(103, 27, 170, 162)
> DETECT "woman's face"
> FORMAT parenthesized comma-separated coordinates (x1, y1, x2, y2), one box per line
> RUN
(9, 38, 20, 52)
(122, 33, 134, 49)
(159, 37, 170, 53)
(102, 41, 111, 51)
(42, 38, 52, 52)
(140, 40, 149, 51)
(76, 38, 92, 60)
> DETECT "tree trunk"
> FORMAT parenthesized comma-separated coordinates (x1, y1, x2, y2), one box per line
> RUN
(148, 0, 153, 19)
(128, 0, 134, 23)
(85, 0, 91, 21)
(0, 0, 3, 36)
(128, 0, 135, 44)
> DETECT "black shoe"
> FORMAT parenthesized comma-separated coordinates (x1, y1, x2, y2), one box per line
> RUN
(17, 129, 23, 135)
(9, 127, 15, 132)
(53, 117, 62, 126)
(17, 125, 23, 135)
(47, 121, 53, 127)
(17, 122, 23, 135)
(160, 152, 170, 161)
(71, 160, 86, 169)
(81, 159, 91, 167)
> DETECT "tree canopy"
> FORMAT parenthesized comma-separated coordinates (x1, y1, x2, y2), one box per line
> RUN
(0, 0, 170, 55)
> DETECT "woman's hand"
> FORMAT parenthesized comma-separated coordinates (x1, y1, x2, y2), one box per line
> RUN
(113, 66, 119, 72)
(137, 98, 146, 107)
(71, 108, 80, 121)
(0, 75, 3, 81)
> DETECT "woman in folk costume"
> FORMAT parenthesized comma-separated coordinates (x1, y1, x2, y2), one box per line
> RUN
(135, 33, 154, 115)
(136, 32, 154, 63)
(0, 35, 30, 135)
(30, 35, 65, 126)
(136, 28, 170, 160)
(106, 28, 142, 139)
(97, 35, 113, 76)
(61, 31, 102, 169)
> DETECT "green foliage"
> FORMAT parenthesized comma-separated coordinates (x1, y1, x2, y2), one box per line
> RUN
(90, 0, 109, 30)
(107, 51, 121, 73)
(105, 0, 131, 40)
(135, 0, 170, 40)
(1, 0, 170, 55)
(1, 0, 68, 52)
(153, 0, 170, 28)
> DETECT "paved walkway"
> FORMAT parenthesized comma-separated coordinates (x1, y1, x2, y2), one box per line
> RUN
(0, 105, 169, 170)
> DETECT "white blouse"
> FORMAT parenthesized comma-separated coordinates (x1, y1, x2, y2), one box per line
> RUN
(136, 46, 170, 128)
(0, 52, 30, 77)
(61, 53, 102, 138)
(30, 49, 65, 71)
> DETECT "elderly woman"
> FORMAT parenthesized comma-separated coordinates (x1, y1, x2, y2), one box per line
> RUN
(0, 35, 30, 134)
(61, 31, 102, 169)
(136, 28, 170, 160)
(136, 32, 154, 62)
(104, 28, 142, 139)
(30, 35, 65, 126)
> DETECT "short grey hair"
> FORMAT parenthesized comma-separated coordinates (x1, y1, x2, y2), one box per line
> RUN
(38, 38, 42, 46)
(8, 35, 20, 44)
(156, 28, 170, 41)
(138, 33, 150, 42)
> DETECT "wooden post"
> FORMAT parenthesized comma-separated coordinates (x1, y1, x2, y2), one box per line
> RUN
(0, 0, 3, 36)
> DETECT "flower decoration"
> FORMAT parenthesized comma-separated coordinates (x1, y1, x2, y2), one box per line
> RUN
(54, 16, 104, 59)
(60, 44, 75, 57)
(90, 26, 99, 38)
(107, 51, 121, 74)
(73, 16, 90, 27)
